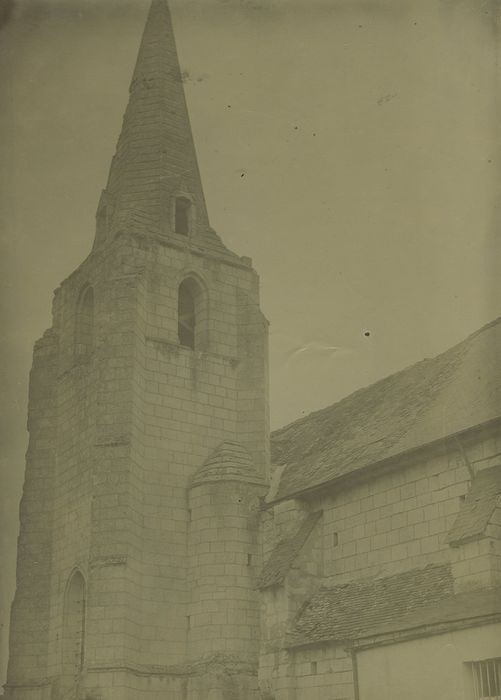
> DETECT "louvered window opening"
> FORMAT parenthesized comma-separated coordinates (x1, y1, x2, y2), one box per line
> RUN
(471, 658, 501, 699)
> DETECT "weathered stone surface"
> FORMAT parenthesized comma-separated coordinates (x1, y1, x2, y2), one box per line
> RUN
(5, 2, 268, 699)
(6, 1, 501, 700)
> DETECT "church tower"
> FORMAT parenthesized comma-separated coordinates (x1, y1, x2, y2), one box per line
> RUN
(5, 2, 269, 698)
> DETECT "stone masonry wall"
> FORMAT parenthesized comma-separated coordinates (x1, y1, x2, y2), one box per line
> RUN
(318, 428, 501, 586)
(6, 330, 58, 698)
(264, 427, 501, 592)
(259, 645, 355, 700)
(7, 228, 269, 700)
(42, 238, 145, 698)
(259, 425, 501, 700)
(188, 480, 265, 660)
(124, 232, 268, 672)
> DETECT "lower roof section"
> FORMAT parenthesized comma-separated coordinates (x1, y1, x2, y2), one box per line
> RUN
(287, 563, 501, 649)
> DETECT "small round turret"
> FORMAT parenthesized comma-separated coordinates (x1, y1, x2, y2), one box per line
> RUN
(188, 442, 267, 662)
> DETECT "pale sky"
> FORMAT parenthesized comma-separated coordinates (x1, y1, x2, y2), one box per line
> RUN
(0, 0, 500, 684)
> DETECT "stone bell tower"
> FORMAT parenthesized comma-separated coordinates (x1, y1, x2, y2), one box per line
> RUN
(5, 1, 269, 698)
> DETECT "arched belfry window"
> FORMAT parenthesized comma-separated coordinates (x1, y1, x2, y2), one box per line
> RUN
(62, 570, 85, 688)
(174, 197, 192, 235)
(178, 277, 207, 350)
(75, 286, 94, 356)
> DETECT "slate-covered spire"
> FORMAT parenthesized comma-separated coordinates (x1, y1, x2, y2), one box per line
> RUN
(93, 0, 216, 249)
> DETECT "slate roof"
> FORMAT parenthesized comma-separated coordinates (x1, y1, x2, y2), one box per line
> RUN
(95, 0, 237, 260)
(191, 441, 266, 487)
(446, 465, 501, 546)
(271, 318, 501, 501)
(257, 512, 323, 589)
(287, 563, 479, 648)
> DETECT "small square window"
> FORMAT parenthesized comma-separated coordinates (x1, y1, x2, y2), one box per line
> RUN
(310, 661, 317, 675)
(333, 532, 339, 547)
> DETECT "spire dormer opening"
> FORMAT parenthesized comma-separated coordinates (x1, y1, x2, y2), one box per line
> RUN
(174, 196, 193, 236)
(92, 0, 212, 252)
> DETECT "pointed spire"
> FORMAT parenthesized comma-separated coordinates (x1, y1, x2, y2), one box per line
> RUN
(94, 0, 218, 250)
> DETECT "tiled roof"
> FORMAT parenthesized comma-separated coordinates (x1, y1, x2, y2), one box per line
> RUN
(271, 319, 501, 501)
(287, 564, 455, 647)
(257, 512, 322, 589)
(360, 585, 501, 643)
(446, 465, 501, 546)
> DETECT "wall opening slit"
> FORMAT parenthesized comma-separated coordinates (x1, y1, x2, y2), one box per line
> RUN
(62, 570, 86, 691)
(175, 197, 192, 235)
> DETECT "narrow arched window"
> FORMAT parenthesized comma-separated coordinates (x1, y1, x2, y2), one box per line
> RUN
(62, 571, 85, 686)
(178, 279, 196, 349)
(175, 197, 192, 235)
(178, 277, 208, 351)
(75, 286, 94, 356)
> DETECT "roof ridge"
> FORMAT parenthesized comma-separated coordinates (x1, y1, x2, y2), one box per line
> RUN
(271, 316, 501, 500)
(273, 319, 500, 439)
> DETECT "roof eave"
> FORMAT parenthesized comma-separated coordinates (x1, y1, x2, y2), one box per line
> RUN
(266, 416, 501, 507)
(285, 612, 501, 652)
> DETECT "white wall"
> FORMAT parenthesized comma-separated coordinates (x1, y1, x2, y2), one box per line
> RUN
(357, 624, 501, 700)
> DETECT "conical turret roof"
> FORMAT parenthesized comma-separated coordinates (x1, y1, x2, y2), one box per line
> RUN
(191, 441, 266, 487)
